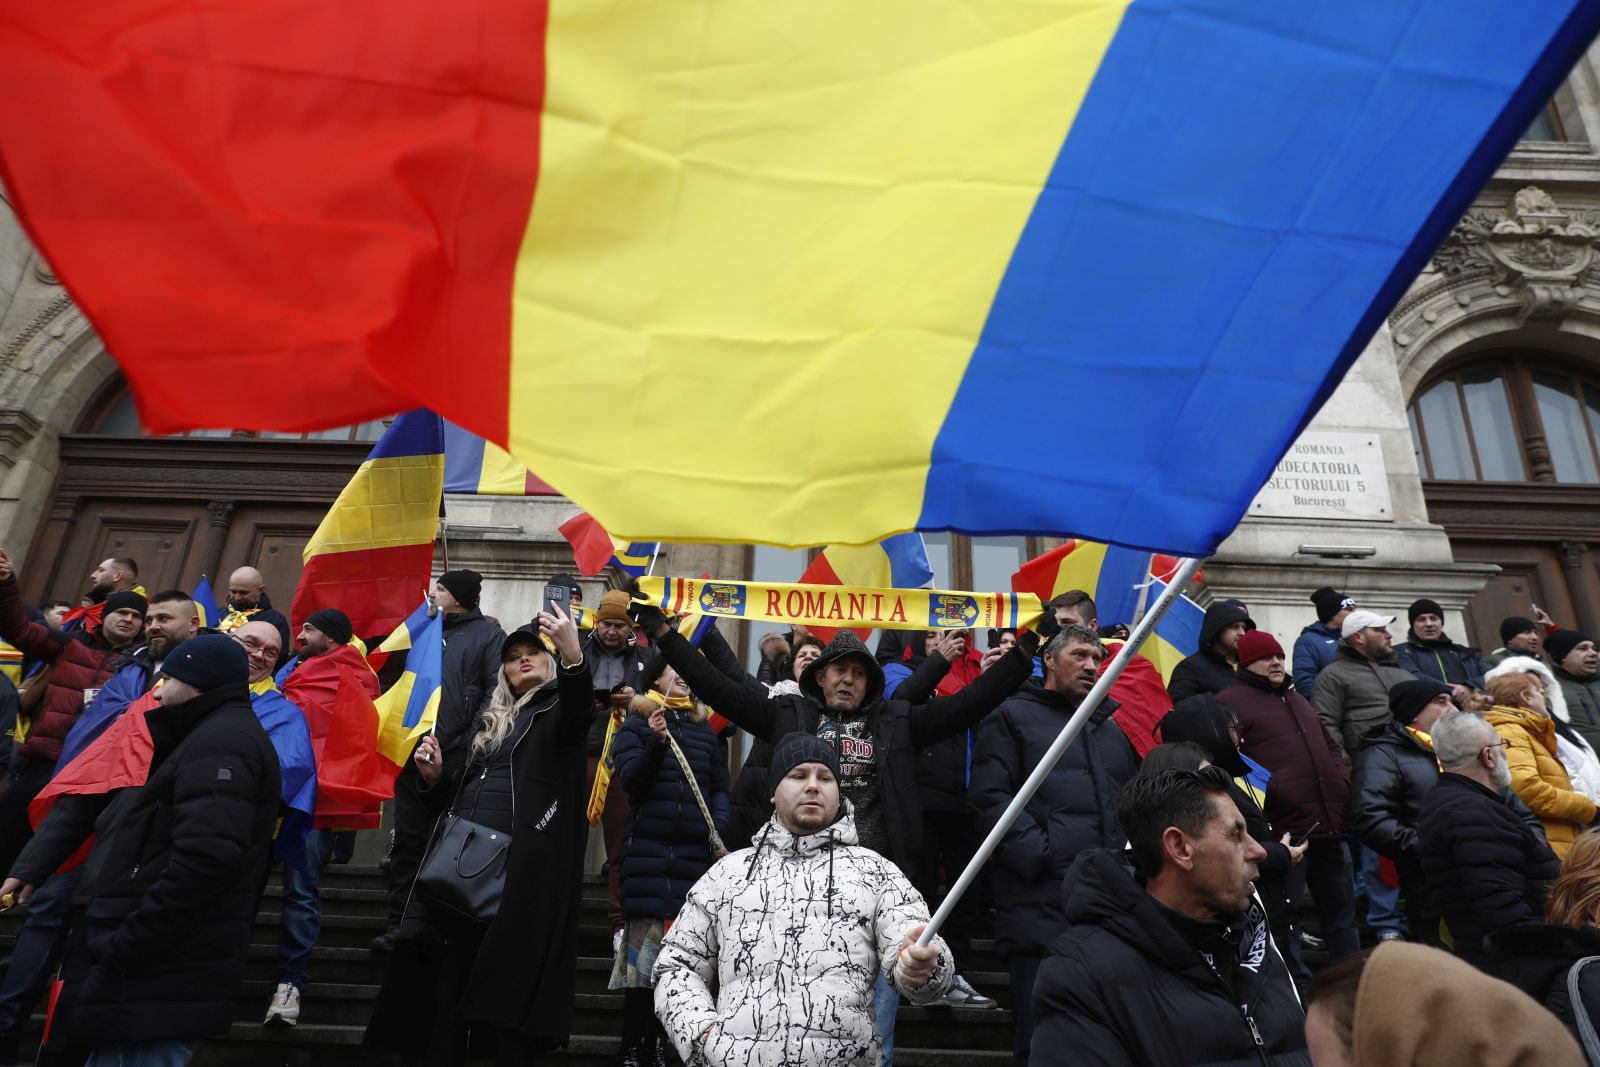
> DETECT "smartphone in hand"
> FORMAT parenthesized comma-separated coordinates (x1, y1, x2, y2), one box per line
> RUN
(542, 582, 570, 619)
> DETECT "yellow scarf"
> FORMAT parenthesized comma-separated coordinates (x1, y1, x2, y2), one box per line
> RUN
(636, 575, 1041, 632)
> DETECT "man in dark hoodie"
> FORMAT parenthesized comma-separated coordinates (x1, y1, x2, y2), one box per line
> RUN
(1292, 586, 1355, 694)
(1394, 597, 1488, 700)
(375, 568, 504, 952)
(1029, 767, 1309, 1066)
(637, 603, 1044, 1065)
(969, 624, 1139, 1065)
(1166, 600, 1254, 702)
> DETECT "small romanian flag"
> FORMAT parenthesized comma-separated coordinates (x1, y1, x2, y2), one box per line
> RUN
(373, 602, 444, 765)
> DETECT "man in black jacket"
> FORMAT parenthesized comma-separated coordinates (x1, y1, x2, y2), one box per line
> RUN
(1351, 678, 1454, 946)
(1, 634, 280, 1066)
(1030, 767, 1309, 1066)
(1394, 597, 1489, 700)
(1418, 710, 1560, 970)
(1167, 600, 1254, 702)
(637, 603, 1043, 1065)
(969, 624, 1139, 1065)
(377, 568, 505, 951)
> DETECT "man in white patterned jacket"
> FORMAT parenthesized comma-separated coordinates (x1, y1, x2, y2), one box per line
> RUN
(654, 732, 952, 1066)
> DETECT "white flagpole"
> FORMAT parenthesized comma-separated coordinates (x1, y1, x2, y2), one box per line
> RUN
(917, 554, 1205, 947)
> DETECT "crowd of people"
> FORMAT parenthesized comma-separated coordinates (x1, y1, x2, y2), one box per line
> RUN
(6, 548, 1600, 1066)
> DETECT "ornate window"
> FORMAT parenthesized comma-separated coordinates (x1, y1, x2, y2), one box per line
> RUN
(1410, 359, 1600, 484)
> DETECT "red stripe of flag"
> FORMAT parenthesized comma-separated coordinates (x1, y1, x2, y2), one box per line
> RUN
(559, 512, 617, 577)
(0, 0, 547, 437)
(291, 544, 434, 643)
(798, 551, 869, 643)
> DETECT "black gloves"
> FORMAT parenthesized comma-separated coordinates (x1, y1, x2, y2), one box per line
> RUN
(625, 582, 669, 635)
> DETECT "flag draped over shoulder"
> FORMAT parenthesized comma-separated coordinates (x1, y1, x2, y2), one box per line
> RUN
(282, 644, 389, 829)
(290, 411, 443, 639)
(4, 1, 1596, 555)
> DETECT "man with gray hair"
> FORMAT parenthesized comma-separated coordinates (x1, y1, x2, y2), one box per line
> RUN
(1417, 711, 1560, 970)
(969, 623, 1141, 1065)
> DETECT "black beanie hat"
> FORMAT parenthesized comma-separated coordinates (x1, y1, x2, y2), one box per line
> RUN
(1408, 598, 1444, 625)
(438, 569, 483, 608)
(767, 731, 841, 796)
(1157, 694, 1248, 777)
(1500, 616, 1539, 646)
(1388, 678, 1453, 726)
(1311, 586, 1354, 624)
(306, 608, 353, 645)
(102, 590, 148, 619)
(1547, 629, 1593, 665)
(548, 573, 582, 599)
(162, 633, 248, 692)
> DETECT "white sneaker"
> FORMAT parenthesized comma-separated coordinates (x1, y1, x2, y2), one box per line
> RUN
(938, 974, 998, 1010)
(264, 982, 300, 1028)
(613, 929, 624, 953)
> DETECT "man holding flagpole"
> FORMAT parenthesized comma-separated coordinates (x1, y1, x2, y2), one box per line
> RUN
(632, 597, 1047, 1062)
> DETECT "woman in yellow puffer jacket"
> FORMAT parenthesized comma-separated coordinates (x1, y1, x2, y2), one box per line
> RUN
(1486, 671, 1598, 860)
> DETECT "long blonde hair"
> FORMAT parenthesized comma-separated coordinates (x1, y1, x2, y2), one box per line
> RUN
(469, 654, 554, 764)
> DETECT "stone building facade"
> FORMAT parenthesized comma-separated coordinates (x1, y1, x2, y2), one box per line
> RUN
(7, 47, 1600, 661)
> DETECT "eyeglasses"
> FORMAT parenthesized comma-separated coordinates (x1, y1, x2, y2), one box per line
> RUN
(230, 634, 278, 659)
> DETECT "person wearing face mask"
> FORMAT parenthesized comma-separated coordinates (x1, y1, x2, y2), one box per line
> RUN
(1484, 670, 1598, 861)
(1417, 711, 1561, 970)
(968, 624, 1140, 1065)
(366, 606, 592, 1067)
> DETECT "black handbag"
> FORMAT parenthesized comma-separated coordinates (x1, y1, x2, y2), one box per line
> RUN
(416, 760, 513, 925)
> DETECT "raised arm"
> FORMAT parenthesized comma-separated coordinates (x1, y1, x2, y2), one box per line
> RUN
(635, 609, 780, 743)
(907, 633, 1039, 748)
(0, 555, 64, 663)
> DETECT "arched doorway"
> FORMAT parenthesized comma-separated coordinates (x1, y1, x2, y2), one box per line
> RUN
(1410, 352, 1600, 644)
(20, 376, 385, 611)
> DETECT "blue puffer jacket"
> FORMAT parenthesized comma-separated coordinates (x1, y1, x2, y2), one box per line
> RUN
(1292, 620, 1342, 695)
(612, 703, 730, 921)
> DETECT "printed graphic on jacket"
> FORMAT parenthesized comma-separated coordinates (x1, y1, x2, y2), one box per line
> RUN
(816, 715, 888, 856)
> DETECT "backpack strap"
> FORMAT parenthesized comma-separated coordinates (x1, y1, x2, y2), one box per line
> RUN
(1567, 955, 1600, 1065)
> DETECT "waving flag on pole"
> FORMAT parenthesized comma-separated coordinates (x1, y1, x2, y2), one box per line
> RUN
(558, 512, 657, 579)
(3, 1, 1598, 555)
(191, 576, 223, 630)
(800, 534, 935, 642)
(373, 602, 444, 764)
(442, 419, 557, 496)
(290, 411, 443, 639)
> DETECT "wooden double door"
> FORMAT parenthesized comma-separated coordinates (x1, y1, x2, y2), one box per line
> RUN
(19, 434, 365, 613)
(1426, 481, 1600, 651)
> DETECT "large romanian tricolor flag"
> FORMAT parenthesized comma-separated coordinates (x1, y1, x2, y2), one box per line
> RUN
(291, 412, 443, 638)
(1, 2, 1597, 555)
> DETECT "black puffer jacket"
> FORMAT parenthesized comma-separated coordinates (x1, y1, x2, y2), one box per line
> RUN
(1395, 631, 1489, 690)
(612, 707, 729, 920)
(1030, 849, 1310, 1067)
(439, 609, 505, 747)
(13, 683, 280, 1045)
(1166, 601, 1253, 703)
(1418, 773, 1561, 969)
(1220, 671, 1349, 840)
(969, 680, 1139, 954)
(1351, 721, 1439, 861)
(1487, 922, 1600, 1045)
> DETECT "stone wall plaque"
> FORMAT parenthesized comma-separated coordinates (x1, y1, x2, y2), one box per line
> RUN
(1249, 431, 1393, 522)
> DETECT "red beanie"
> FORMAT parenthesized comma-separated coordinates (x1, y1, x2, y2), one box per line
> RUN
(1236, 629, 1285, 668)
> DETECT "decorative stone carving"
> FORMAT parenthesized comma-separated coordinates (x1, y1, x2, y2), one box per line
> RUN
(1431, 186, 1600, 323)
(1561, 540, 1592, 571)
(205, 500, 236, 528)
(0, 408, 43, 468)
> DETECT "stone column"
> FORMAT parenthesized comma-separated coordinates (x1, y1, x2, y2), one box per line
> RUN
(193, 499, 236, 588)
(1560, 541, 1600, 637)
